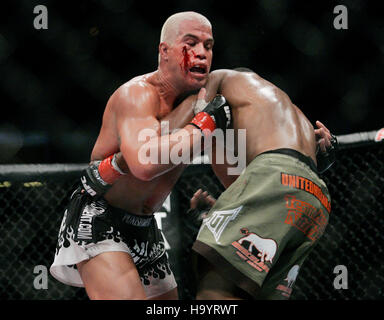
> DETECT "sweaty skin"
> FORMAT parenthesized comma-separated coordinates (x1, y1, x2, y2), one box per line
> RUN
(72, 12, 214, 301)
(89, 18, 214, 216)
(98, 69, 321, 215)
(90, 73, 196, 215)
(81, 67, 327, 299)
(193, 69, 323, 300)
(203, 69, 317, 188)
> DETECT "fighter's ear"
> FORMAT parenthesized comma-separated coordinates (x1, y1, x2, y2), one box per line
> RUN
(159, 42, 169, 62)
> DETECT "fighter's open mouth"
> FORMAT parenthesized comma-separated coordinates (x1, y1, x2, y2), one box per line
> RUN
(190, 66, 207, 74)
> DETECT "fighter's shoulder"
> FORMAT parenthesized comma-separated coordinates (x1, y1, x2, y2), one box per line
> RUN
(210, 68, 261, 83)
(206, 69, 236, 93)
(115, 75, 158, 101)
(208, 69, 232, 82)
(110, 74, 159, 112)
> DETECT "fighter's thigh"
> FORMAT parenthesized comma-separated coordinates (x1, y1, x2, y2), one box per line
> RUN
(196, 269, 250, 300)
(77, 251, 146, 300)
(196, 261, 251, 300)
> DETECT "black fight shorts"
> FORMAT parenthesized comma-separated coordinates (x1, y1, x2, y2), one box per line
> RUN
(50, 186, 177, 298)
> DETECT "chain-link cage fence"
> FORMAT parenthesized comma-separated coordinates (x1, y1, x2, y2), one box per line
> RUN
(0, 130, 383, 300)
(175, 137, 384, 300)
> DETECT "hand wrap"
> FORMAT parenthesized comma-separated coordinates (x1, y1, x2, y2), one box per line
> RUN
(189, 95, 232, 135)
(80, 154, 125, 197)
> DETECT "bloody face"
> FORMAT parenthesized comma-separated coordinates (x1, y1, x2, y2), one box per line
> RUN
(171, 20, 214, 89)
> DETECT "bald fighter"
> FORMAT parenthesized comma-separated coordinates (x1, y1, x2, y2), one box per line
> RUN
(50, 12, 232, 300)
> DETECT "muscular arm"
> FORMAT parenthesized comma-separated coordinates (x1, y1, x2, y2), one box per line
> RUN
(210, 141, 241, 188)
(114, 72, 228, 175)
(206, 70, 241, 188)
(160, 94, 195, 134)
(115, 83, 202, 181)
(114, 90, 198, 173)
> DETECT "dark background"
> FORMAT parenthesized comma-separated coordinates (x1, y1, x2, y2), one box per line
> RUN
(0, 0, 383, 164)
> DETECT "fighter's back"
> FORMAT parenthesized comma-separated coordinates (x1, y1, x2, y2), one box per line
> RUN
(194, 71, 331, 301)
(212, 70, 317, 165)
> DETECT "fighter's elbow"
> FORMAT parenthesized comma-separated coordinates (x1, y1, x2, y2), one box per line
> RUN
(120, 144, 161, 181)
(119, 146, 155, 181)
(129, 164, 157, 181)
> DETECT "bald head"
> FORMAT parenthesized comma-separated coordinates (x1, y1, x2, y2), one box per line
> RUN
(157, 11, 213, 89)
(160, 11, 212, 45)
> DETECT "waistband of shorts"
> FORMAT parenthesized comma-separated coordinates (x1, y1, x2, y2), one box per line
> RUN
(106, 202, 154, 227)
(258, 148, 318, 174)
(73, 185, 154, 227)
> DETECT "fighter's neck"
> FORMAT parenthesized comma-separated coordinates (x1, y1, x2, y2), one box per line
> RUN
(151, 69, 184, 107)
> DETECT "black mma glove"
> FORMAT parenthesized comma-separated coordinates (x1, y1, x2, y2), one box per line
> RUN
(189, 95, 232, 134)
(80, 154, 125, 197)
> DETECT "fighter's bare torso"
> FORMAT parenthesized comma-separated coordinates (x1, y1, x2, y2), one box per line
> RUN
(90, 69, 317, 215)
(90, 72, 186, 215)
